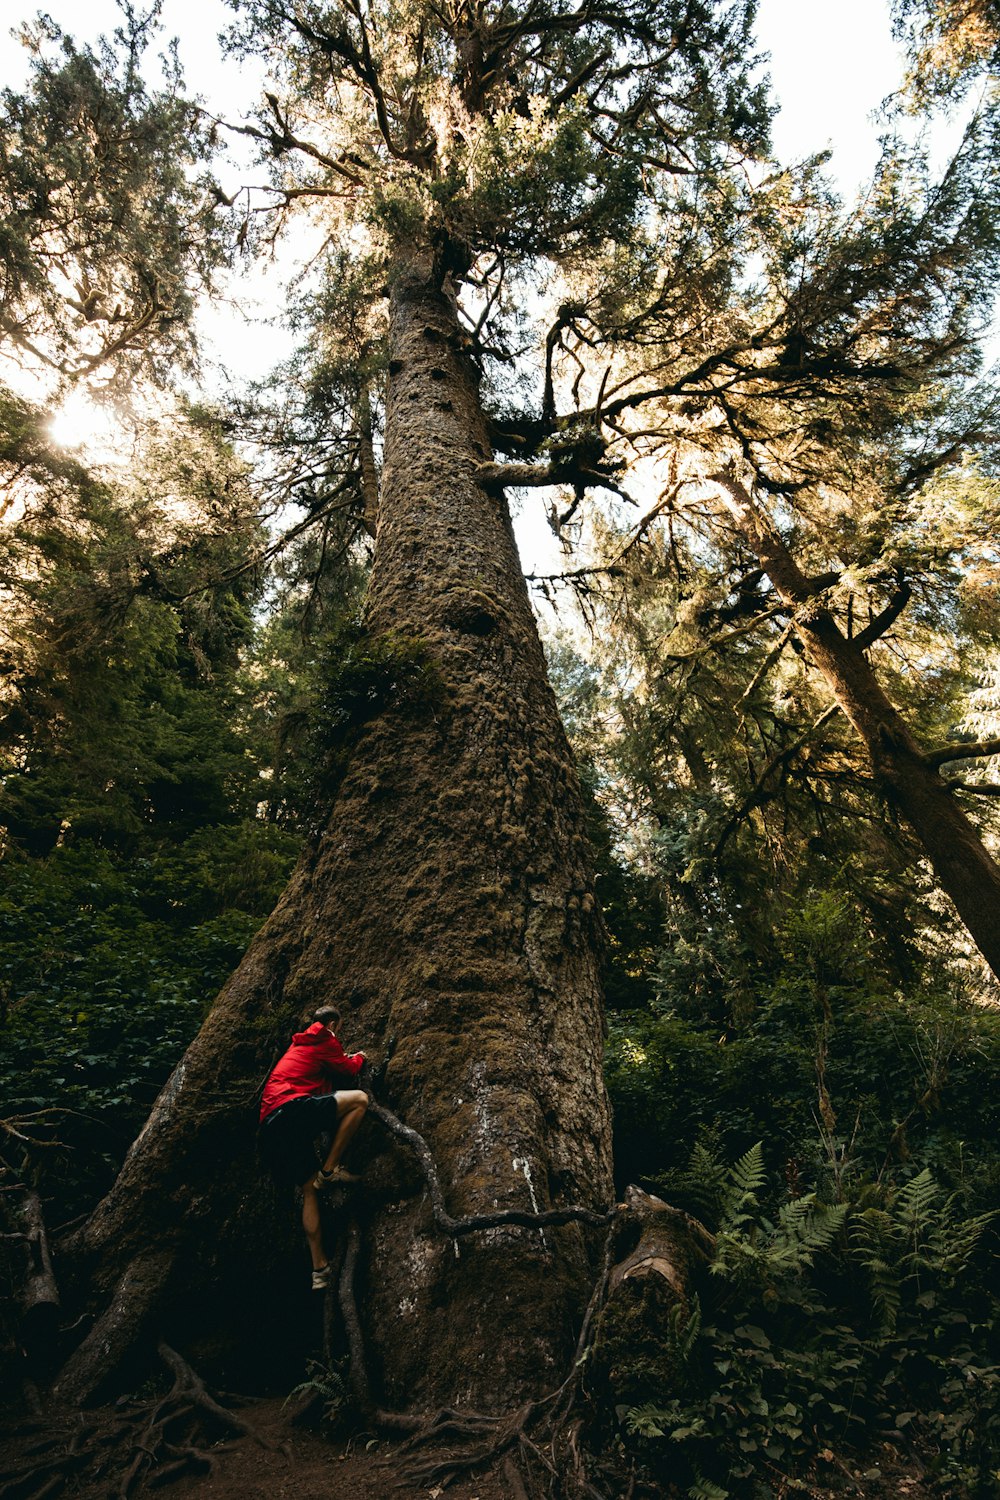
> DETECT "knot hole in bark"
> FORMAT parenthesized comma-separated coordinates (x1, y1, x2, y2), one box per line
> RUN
(443, 589, 502, 637)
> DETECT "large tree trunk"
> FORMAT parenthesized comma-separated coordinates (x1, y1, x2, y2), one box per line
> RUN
(718, 474, 1000, 981)
(56, 253, 613, 1411)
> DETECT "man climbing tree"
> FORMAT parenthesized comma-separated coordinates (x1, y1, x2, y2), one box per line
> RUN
(258, 1005, 368, 1291)
(53, 0, 770, 1413)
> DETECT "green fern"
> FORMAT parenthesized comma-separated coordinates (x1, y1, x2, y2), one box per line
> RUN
(850, 1168, 996, 1333)
(655, 1135, 733, 1222)
(710, 1143, 847, 1291)
(667, 1293, 703, 1365)
(689, 1480, 730, 1500)
(625, 1403, 670, 1439)
(283, 1358, 348, 1421)
(769, 1198, 849, 1268)
(721, 1141, 767, 1223)
(851, 1207, 902, 1333)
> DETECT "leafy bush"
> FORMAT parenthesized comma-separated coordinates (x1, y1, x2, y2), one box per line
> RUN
(604, 896, 1000, 1494)
(0, 828, 297, 1215)
(607, 898, 1000, 1214)
(618, 1143, 998, 1499)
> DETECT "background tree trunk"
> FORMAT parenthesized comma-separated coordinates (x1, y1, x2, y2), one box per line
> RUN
(57, 254, 614, 1412)
(718, 474, 1000, 980)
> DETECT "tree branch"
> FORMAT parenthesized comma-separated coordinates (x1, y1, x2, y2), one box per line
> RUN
(476, 459, 633, 505)
(712, 704, 842, 859)
(925, 737, 1000, 768)
(477, 460, 560, 488)
(851, 582, 913, 650)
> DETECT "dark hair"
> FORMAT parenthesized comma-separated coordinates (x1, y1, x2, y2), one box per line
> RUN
(313, 1005, 341, 1027)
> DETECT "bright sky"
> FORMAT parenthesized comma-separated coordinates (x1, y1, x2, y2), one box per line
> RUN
(0, 0, 908, 169)
(0, 0, 909, 390)
(756, 0, 904, 185)
(1, 0, 911, 570)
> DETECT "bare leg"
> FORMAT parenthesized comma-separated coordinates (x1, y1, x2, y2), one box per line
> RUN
(320, 1090, 369, 1172)
(301, 1182, 327, 1270)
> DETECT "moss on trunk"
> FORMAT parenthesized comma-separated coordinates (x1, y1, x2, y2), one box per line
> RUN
(58, 253, 613, 1412)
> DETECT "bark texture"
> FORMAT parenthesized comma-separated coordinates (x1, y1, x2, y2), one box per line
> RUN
(718, 474, 1000, 981)
(58, 256, 613, 1411)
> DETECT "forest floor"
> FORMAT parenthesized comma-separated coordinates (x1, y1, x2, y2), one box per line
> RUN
(0, 1395, 507, 1500)
(0, 1394, 942, 1500)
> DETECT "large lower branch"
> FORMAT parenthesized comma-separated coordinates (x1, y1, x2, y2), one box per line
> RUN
(925, 736, 1000, 769)
(475, 459, 629, 503)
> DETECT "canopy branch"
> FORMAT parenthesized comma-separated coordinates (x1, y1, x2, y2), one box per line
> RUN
(713, 704, 842, 859)
(851, 582, 913, 650)
(925, 737, 1000, 769)
(476, 459, 632, 503)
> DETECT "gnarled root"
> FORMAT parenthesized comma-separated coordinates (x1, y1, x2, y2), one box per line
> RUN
(2, 1345, 276, 1500)
(115, 1343, 277, 1498)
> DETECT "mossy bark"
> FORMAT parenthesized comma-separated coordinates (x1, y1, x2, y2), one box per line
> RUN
(56, 253, 613, 1411)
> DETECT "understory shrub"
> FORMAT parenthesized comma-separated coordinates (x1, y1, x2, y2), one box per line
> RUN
(618, 1143, 998, 1499)
(604, 898, 1000, 1496)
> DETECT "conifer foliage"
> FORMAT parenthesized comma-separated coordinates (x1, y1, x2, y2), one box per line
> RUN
(1, 0, 999, 1493)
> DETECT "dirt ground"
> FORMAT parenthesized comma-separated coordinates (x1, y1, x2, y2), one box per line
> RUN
(142, 1399, 510, 1500)
(0, 1391, 943, 1500)
(0, 1396, 511, 1500)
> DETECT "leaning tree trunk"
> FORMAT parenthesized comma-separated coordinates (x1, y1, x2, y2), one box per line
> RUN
(718, 473, 1000, 982)
(56, 253, 614, 1411)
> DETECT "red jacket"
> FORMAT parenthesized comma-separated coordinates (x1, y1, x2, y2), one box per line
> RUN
(259, 1023, 364, 1121)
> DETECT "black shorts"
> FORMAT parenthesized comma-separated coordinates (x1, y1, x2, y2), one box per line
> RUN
(258, 1094, 342, 1188)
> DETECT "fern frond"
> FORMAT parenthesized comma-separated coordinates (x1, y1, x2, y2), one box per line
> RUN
(666, 1294, 702, 1364)
(771, 1199, 848, 1268)
(895, 1168, 940, 1234)
(722, 1141, 766, 1223)
(625, 1404, 669, 1439)
(689, 1480, 730, 1500)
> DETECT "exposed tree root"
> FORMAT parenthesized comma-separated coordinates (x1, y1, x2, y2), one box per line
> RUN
(367, 1099, 614, 1236)
(317, 1201, 625, 1497)
(323, 1165, 713, 1498)
(298, 1097, 691, 1496)
(336, 1218, 369, 1409)
(25, 1083, 695, 1500)
(2, 1345, 280, 1500)
(306, 1090, 621, 1468)
(155, 1343, 277, 1450)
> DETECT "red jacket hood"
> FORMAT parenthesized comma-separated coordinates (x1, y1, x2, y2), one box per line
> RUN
(290, 1024, 332, 1046)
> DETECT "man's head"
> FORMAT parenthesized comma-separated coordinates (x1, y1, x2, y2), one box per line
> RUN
(313, 1004, 341, 1031)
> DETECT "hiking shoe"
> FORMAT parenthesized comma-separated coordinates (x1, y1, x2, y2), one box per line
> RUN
(314, 1165, 362, 1190)
(311, 1264, 333, 1292)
